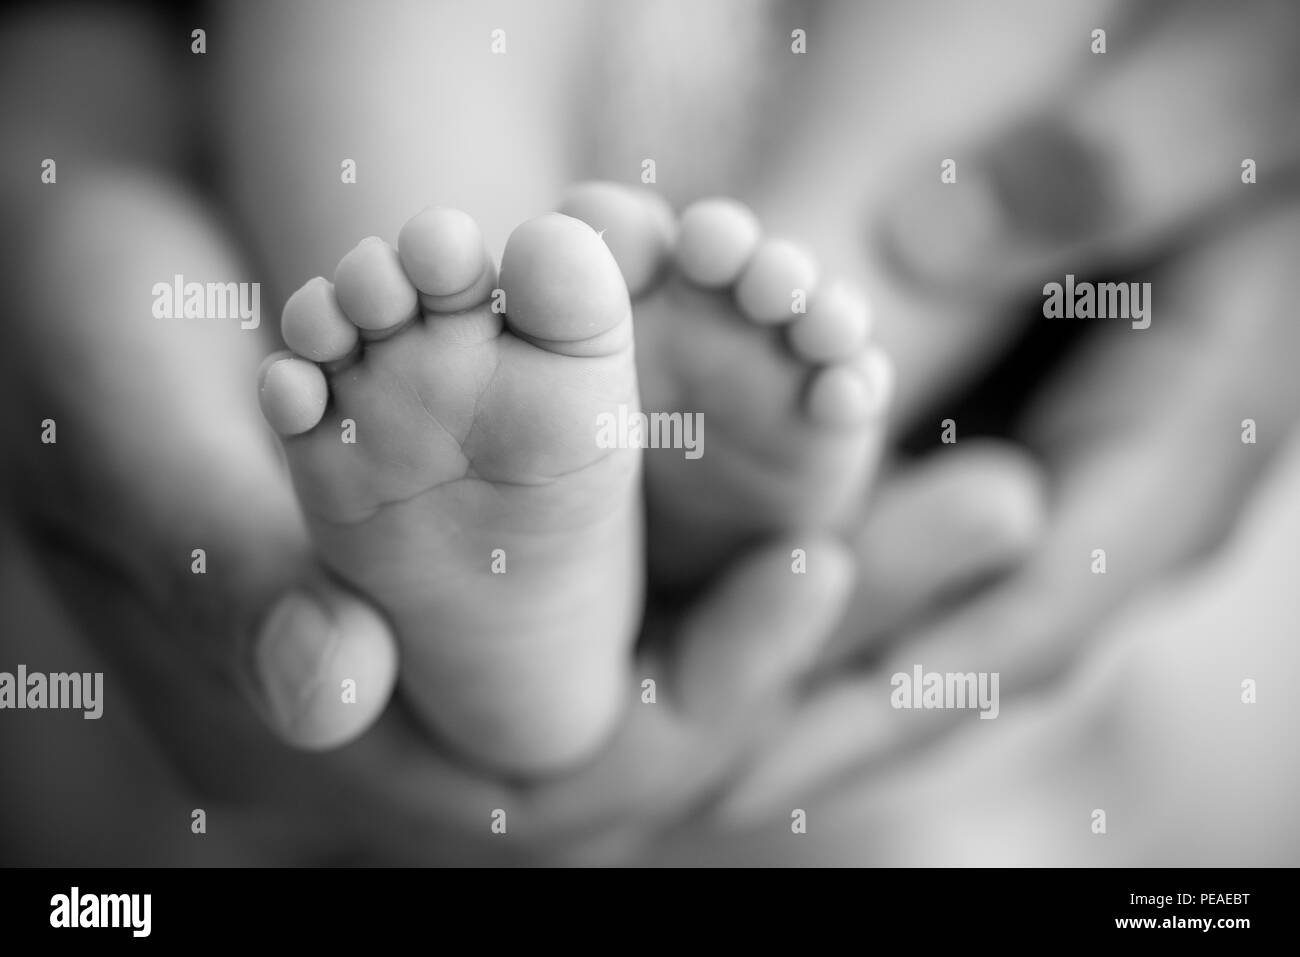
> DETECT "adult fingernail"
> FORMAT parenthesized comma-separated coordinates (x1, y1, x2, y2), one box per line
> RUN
(254, 590, 339, 737)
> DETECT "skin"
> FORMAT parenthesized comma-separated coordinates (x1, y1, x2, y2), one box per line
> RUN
(0, 1, 1040, 862)
(731, 0, 1300, 799)
(4, 0, 1296, 863)
(559, 187, 893, 588)
(266, 212, 645, 774)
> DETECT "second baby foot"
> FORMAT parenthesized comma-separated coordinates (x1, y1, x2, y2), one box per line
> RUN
(562, 183, 893, 586)
(258, 208, 643, 774)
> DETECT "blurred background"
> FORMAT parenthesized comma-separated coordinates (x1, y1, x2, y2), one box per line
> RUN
(1, 0, 1298, 865)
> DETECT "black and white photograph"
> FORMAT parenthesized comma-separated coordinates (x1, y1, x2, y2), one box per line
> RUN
(0, 0, 1296, 927)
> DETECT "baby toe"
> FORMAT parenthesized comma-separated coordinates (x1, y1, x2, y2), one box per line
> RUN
(333, 237, 420, 336)
(281, 277, 359, 363)
(259, 353, 329, 436)
(674, 198, 762, 288)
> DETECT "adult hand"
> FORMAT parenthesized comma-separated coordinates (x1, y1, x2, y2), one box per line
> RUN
(707, 0, 1300, 818)
(716, 192, 1300, 827)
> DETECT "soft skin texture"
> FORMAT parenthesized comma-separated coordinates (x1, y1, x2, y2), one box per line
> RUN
(261, 210, 642, 774)
(562, 184, 894, 588)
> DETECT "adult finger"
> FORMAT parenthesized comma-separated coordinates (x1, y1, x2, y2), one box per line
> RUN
(820, 440, 1046, 667)
(7, 171, 398, 750)
(876, 0, 1300, 295)
(718, 199, 1300, 819)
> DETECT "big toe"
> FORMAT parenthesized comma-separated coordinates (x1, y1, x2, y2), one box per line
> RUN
(499, 212, 632, 357)
(559, 182, 674, 298)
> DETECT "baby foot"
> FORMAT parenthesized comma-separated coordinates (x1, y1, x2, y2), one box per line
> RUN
(561, 183, 893, 586)
(257, 208, 642, 774)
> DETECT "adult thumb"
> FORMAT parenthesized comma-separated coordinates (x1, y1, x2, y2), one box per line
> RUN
(875, 0, 1300, 294)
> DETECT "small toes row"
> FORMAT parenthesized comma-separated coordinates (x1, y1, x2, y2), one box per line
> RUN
(561, 186, 876, 370)
(284, 208, 496, 364)
(674, 197, 888, 427)
(262, 207, 497, 437)
(673, 198, 872, 365)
